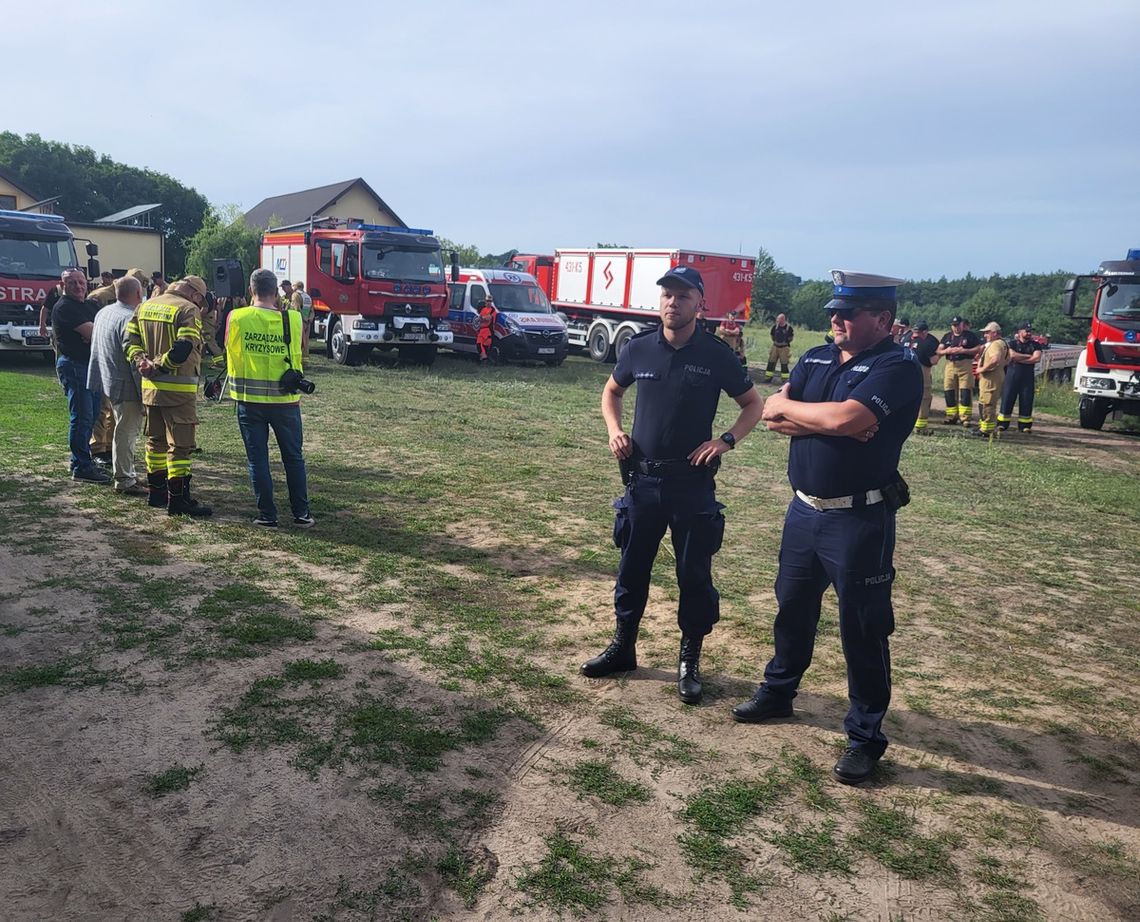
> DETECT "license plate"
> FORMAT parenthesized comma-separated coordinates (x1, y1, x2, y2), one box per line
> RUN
(23, 335, 49, 346)
(402, 333, 426, 342)
(537, 347, 556, 354)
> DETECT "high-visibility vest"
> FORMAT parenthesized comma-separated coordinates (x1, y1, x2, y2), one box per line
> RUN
(225, 306, 304, 403)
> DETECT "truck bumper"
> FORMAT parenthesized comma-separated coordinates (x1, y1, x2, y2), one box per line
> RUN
(347, 317, 454, 346)
(0, 326, 52, 351)
(497, 332, 569, 362)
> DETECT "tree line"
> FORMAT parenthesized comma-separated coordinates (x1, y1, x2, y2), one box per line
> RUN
(0, 132, 208, 277)
(751, 247, 1091, 341)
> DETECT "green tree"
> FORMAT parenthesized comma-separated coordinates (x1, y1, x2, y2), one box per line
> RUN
(0, 131, 208, 276)
(184, 206, 261, 285)
(751, 246, 795, 322)
(788, 280, 833, 330)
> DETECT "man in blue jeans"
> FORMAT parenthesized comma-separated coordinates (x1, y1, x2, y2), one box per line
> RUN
(52, 268, 110, 484)
(224, 268, 314, 528)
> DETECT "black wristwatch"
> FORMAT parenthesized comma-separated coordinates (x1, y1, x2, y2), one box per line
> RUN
(719, 432, 736, 449)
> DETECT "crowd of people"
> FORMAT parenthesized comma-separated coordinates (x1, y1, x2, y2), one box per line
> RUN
(35, 262, 1061, 787)
(44, 266, 314, 526)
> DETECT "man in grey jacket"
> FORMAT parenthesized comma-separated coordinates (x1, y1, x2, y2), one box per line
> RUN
(87, 276, 147, 495)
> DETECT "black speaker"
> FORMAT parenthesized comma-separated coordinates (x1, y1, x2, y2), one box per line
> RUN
(211, 258, 245, 298)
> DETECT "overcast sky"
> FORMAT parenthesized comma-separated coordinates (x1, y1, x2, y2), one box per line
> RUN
(10, 1, 1139, 280)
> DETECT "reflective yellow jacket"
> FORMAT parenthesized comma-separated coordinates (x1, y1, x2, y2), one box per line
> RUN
(225, 305, 304, 404)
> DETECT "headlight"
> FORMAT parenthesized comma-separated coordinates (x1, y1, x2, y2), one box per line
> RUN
(353, 320, 378, 331)
(1081, 376, 1116, 390)
(502, 314, 523, 333)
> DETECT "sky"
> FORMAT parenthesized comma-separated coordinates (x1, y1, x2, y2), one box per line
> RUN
(9, 0, 1140, 281)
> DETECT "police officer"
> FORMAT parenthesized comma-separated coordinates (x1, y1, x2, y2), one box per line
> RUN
(998, 321, 1042, 432)
(733, 270, 921, 785)
(582, 266, 764, 704)
(937, 316, 982, 425)
(125, 276, 212, 517)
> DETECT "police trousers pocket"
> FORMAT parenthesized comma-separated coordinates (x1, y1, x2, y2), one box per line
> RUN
(612, 495, 631, 550)
(696, 503, 727, 556)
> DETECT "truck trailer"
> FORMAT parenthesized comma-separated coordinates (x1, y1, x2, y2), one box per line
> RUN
(510, 248, 753, 362)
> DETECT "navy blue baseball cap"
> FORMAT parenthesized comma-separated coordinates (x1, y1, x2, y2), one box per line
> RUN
(656, 266, 705, 296)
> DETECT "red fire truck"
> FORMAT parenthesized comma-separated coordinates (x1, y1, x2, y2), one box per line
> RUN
(0, 209, 99, 360)
(1062, 248, 1140, 429)
(261, 220, 455, 366)
(510, 247, 753, 362)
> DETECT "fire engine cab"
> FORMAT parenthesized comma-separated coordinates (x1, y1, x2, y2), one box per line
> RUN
(261, 220, 455, 366)
(1063, 248, 1140, 429)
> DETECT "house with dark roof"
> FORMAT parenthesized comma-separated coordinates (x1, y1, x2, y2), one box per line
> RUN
(0, 165, 56, 213)
(243, 178, 405, 230)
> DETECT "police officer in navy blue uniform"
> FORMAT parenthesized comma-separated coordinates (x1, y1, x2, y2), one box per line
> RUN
(581, 266, 764, 704)
(732, 270, 922, 785)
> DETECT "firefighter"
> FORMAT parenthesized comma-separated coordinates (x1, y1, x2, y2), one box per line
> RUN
(279, 279, 294, 312)
(907, 320, 939, 433)
(765, 313, 794, 383)
(718, 310, 746, 366)
(125, 276, 212, 517)
(476, 294, 498, 363)
(998, 321, 1043, 432)
(936, 316, 982, 425)
(973, 322, 1009, 439)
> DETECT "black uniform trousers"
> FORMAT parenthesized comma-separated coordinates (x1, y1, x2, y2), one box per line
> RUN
(998, 366, 1035, 430)
(612, 471, 725, 636)
(759, 497, 897, 758)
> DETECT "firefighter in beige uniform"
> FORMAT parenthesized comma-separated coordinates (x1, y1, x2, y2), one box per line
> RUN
(973, 321, 1009, 439)
(88, 269, 152, 462)
(125, 276, 213, 517)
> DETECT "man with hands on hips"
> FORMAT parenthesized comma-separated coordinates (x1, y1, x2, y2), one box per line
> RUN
(582, 265, 764, 706)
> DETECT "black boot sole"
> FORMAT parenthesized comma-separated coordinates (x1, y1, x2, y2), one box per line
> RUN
(678, 684, 702, 705)
(731, 701, 794, 723)
(580, 659, 636, 678)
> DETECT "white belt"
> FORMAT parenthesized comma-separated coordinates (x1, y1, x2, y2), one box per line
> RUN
(795, 489, 884, 511)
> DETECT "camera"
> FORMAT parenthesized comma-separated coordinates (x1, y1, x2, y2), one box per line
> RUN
(280, 369, 316, 395)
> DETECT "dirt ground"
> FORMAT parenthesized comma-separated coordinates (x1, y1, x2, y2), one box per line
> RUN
(2, 398, 1139, 921)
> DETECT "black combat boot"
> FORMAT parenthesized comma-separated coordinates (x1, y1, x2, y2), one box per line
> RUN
(580, 619, 639, 677)
(147, 471, 168, 508)
(677, 634, 703, 704)
(167, 476, 212, 518)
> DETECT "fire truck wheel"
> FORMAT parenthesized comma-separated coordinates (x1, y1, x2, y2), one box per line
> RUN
(1078, 396, 1110, 430)
(587, 324, 615, 363)
(329, 318, 364, 366)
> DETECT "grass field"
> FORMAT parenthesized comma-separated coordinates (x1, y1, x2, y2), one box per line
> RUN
(1, 339, 1138, 921)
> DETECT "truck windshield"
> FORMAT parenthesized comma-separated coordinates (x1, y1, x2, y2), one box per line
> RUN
(0, 233, 76, 279)
(1098, 281, 1140, 323)
(362, 245, 444, 283)
(488, 283, 552, 313)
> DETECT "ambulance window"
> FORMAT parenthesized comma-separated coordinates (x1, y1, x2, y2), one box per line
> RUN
(471, 284, 487, 308)
(448, 284, 465, 309)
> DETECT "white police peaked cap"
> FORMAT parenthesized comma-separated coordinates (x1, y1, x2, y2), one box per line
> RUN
(827, 269, 904, 311)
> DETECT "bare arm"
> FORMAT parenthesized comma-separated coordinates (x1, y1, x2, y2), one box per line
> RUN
(601, 376, 633, 459)
(75, 321, 95, 343)
(688, 385, 765, 465)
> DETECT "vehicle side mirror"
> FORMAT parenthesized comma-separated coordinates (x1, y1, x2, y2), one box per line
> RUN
(450, 250, 459, 282)
(88, 257, 101, 278)
(86, 242, 99, 257)
(1061, 278, 1078, 317)
(345, 254, 358, 279)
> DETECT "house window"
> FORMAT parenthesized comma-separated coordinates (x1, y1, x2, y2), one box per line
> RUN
(0, 195, 16, 210)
